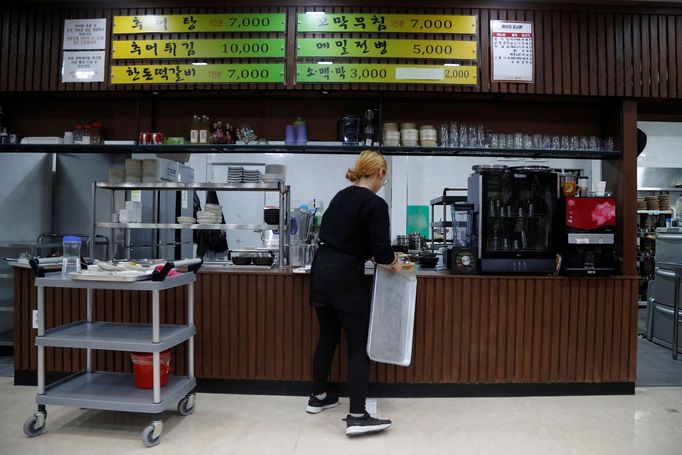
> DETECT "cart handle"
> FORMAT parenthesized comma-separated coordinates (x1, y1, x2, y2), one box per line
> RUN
(29, 258, 46, 278)
(151, 258, 203, 281)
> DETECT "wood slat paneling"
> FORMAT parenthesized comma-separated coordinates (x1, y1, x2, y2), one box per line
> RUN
(0, 5, 681, 97)
(13, 269, 639, 386)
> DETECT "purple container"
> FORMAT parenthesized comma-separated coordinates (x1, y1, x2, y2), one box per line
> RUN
(294, 123, 307, 145)
(284, 124, 295, 145)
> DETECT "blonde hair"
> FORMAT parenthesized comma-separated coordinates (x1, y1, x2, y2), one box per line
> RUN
(345, 150, 388, 182)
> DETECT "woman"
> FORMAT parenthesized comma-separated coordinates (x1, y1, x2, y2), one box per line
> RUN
(306, 150, 404, 436)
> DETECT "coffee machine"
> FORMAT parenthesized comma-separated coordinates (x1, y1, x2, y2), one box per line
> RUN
(561, 196, 617, 275)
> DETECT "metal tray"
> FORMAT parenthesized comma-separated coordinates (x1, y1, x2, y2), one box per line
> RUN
(367, 265, 418, 366)
(70, 270, 153, 282)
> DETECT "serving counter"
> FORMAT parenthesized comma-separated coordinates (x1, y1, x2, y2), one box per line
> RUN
(12, 264, 638, 395)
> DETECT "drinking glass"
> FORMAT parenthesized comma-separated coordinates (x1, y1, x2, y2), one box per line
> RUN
(551, 135, 561, 150)
(579, 136, 589, 150)
(477, 125, 486, 147)
(513, 132, 523, 149)
(490, 133, 500, 149)
(523, 134, 533, 149)
(449, 122, 459, 147)
(469, 125, 478, 147)
(602, 137, 614, 151)
(439, 124, 449, 147)
(542, 135, 551, 149)
(588, 136, 598, 150)
(459, 123, 468, 147)
(570, 136, 580, 150)
(532, 134, 542, 149)
(560, 136, 570, 150)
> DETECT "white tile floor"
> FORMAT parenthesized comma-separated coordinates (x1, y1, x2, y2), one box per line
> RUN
(2, 377, 682, 454)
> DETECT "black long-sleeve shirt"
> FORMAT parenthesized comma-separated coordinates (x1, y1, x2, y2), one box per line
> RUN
(318, 186, 394, 265)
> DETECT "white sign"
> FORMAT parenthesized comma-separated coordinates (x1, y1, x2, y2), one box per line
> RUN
(61, 51, 106, 83)
(63, 18, 107, 50)
(490, 20, 534, 83)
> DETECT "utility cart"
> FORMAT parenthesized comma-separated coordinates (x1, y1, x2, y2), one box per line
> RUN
(23, 258, 202, 447)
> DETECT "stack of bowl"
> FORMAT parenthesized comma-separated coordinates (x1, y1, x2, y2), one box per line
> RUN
(637, 198, 647, 210)
(382, 123, 400, 146)
(419, 125, 438, 147)
(646, 196, 660, 210)
(108, 168, 125, 184)
(142, 159, 159, 183)
(197, 203, 223, 224)
(658, 194, 671, 211)
(400, 123, 418, 147)
(125, 159, 142, 183)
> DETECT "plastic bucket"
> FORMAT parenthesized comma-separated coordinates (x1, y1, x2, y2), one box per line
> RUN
(130, 350, 172, 389)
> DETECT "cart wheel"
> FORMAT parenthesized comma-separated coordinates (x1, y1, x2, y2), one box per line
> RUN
(141, 424, 161, 448)
(23, 413, 46, 437)
(177, 394, 195, 416)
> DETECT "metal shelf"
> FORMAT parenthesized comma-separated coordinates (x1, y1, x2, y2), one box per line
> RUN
(35, 271, 196, 291)
(2, 144, 623, 160)
(638, 187, 682, 191)
(431, 221, 453, 228)
(97, 222, 271, 230)
(429, 195, 467, 206)
(96, 182, 281, 191)
(36, 371, 196, 414)
(36, 321, 195, 352)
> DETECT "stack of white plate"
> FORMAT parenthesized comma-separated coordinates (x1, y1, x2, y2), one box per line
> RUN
(196, 210, 220, 224)
(125, 159, 142, 183)
(419, 125, 438, 147)
(243, 169, 262, 183)
(177, 216, 196, 224)
(383, 123, 400, 146)
(400, 123, 418, 147)
(108, 168, 125, 184)
(142, 159, 159, 183)
(228, 166, 244, 183)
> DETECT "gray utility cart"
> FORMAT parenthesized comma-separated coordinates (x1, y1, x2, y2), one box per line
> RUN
(23, 258, 202, 447)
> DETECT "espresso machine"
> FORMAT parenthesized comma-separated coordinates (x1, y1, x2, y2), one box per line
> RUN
(561, 195, 617, 275)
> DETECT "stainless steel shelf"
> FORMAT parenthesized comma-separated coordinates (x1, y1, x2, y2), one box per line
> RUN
(96, 182, 281, 191)
(36, 371, 196, 414)
(35, 271, 196, 291)
(97, 222, 271, 230)
(36, 321, 195, 352)
(2, 144, 623, 160)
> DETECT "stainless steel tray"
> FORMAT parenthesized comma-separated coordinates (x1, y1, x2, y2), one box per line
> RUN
(70, 270, 153, 282)
(367, 265, 418, 366)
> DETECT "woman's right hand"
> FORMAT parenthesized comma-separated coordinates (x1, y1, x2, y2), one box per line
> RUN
(390, 259, 405, 273)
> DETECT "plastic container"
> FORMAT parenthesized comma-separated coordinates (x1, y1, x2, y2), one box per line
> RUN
(82, 124, 91, 144)
(61, 236, 81, 278)
(90, 122, 103, 144)
(130, 350, 172, 389)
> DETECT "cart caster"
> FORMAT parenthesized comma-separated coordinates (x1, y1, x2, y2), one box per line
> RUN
(177, 393, 195, 416)
(141, 421, 163, 448)
(23, 411, 47, 438)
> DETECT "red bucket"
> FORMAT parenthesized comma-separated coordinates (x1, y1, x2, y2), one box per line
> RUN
(130, 350, 172, 389)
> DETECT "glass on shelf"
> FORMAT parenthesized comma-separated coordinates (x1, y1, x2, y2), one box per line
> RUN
(588, 136, 599, 150)
(468, 125, 478, 147)
(551, 135, 561, 150)
(542, 135, 551, 149)
(532, 134, 542, 149)
(602, 137, 614, 151)
(439, 124, 449, 147)
(459, 123, 468, 147)
(523, 134, 533, 149)
(560, 136, 570, 150)
(570, 136, 580, 150)
(514, 132, 523, 149)
(449, 122, 459, 147)
(579, 136, 589, 150)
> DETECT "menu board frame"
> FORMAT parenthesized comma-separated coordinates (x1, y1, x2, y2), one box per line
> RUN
(490, 20, 535, 83)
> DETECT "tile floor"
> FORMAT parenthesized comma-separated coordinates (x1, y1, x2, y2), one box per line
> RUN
(1, 377, 682, 455)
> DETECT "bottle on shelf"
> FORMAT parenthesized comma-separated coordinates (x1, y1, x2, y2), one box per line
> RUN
(199, 115, 210, 144)
(190, 115, 200, 144)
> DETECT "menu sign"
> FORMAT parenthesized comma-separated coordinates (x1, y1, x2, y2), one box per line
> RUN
(296, 63, 477, 85)
(297, 38, 476, 60)
(111, 63, 284, 84)
(112, 38, 285, 59)
(113, 14, 286, 34)
(63, 18, 107, 50)
(298, 13, 477, 34)
(490, 20, 534, 83)
(62, 51, 106, 82)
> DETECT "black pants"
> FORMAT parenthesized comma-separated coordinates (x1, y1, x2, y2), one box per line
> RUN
(312, 305, 370, 414)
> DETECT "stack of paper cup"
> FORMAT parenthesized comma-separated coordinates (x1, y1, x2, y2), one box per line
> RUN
(419, 125, 438, 147)
(400, 123, 418, 147)
(382, 123, 400, 147)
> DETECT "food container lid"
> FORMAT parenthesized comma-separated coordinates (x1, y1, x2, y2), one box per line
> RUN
(63, 235, 81, 243)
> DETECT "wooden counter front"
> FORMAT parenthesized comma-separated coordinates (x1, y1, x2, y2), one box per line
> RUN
(13, 267, 638, 391)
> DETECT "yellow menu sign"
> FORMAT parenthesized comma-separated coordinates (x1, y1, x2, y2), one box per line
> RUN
(297, 38, 476, 60)
(296, 63, 477, 85)
(112, 39, 285, 59)
(113, 14, 286, 34)
(297, 13, 476, 34)
(111, 63, 285, 84)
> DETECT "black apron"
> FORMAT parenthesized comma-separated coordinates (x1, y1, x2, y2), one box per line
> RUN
(310, 245, 371, 315)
